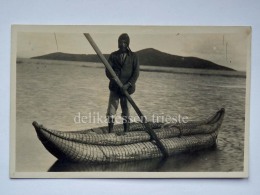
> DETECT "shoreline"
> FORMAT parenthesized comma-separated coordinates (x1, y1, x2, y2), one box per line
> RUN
(16, 58, 246, 78)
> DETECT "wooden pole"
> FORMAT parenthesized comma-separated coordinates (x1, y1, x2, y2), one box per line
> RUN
(84, 33, 168, 158)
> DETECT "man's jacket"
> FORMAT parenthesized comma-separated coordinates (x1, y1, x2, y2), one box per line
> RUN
(106, 50, 139, 95)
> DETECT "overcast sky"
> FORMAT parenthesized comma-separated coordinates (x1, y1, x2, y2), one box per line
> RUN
(16, 27, 250, 71)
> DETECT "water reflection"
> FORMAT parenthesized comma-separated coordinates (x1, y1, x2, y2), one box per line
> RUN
(48, 147, 218, 172)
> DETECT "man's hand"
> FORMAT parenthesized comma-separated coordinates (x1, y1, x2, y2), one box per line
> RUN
(121, 82, 131, 93)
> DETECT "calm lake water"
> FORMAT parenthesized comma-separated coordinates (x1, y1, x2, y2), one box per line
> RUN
(16, 59, 246, 172)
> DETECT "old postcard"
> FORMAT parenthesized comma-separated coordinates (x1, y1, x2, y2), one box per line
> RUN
(10, 25, 251, 178)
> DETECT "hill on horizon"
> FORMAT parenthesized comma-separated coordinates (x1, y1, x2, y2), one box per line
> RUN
(31, 48, 234, 71)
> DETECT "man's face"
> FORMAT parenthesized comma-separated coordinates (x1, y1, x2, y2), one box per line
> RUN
(119, 39, 128, 52)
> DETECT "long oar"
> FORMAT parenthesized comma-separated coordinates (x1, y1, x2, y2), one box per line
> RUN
(84, 33, 169, 158)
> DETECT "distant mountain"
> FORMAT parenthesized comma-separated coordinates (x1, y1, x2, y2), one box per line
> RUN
(32, 48, 234, 71)
(32, 52, 110, 62)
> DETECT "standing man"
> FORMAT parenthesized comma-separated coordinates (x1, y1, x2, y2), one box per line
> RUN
(106, 33, 139, 133)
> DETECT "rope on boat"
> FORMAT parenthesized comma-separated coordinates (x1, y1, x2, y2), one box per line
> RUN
(210, 132, 217, 145)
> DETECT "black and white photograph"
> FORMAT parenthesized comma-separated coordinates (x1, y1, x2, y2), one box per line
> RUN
(10, 25, 250, 178)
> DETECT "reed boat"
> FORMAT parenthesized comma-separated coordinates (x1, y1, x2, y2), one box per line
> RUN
(32, 108, 225, 163)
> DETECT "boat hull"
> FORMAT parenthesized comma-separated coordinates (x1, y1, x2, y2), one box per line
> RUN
(32, 108, 225, 163)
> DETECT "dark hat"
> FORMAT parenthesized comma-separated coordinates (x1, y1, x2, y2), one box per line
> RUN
(118, 33, 130, 46)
